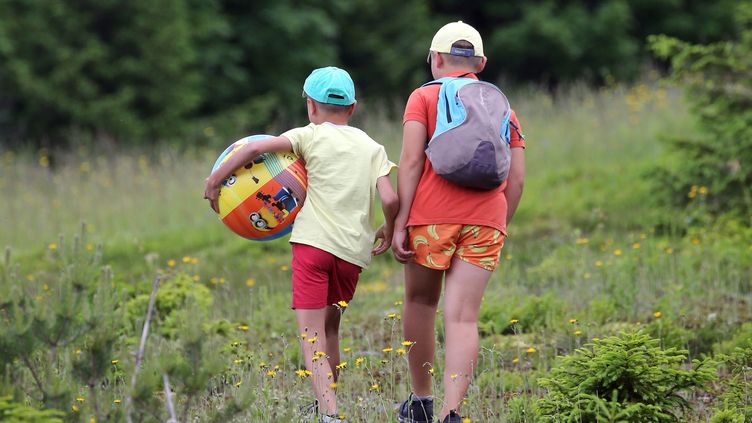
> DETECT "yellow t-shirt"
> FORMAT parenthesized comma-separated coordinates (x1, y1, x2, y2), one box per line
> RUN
(281, 122, 396, 268)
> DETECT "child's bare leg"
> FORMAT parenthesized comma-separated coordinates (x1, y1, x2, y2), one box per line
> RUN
(403, 261, 443, 396)
(439, 258, 492, 419)
(324, 305, 342, 381)
(296, 308, 337, 415)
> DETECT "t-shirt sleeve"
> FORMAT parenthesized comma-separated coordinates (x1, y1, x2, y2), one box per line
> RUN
(373, 145, 397, 180)
(281, 124, 315, 158)
(403, 89, 429, 127)
(509, 110, 526, 149)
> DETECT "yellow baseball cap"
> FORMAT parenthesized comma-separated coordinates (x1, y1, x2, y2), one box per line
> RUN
(429, 21, 484, 58)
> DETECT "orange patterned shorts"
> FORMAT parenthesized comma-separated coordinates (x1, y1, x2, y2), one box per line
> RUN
(408, 224, 505, 271)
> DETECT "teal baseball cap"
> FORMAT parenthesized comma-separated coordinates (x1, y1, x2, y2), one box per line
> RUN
(302, 67, 356, 106)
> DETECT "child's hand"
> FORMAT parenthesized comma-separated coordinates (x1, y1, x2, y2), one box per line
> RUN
(372, 224, 393, 255)
(203, 176, 221, 214)
(391, 226, 414, 263)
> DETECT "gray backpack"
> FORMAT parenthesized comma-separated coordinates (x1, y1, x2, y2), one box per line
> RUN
(424, 76, 513, 190)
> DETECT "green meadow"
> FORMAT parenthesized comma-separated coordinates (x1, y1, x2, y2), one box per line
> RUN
(1, 81, 751, 422)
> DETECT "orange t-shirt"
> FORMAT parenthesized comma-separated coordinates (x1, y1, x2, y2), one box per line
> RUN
(402, 71, 525, 235)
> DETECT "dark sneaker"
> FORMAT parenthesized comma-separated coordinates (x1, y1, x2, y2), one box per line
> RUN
(441, 410, 462, 423)
(398, 393, 433, 423)
(299, 399, 318, 420)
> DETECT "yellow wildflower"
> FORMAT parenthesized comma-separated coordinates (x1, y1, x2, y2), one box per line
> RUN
(401, 341, 414, 346)
(576, 238, 589, 245)
(613, 249, 622, 256)
(371, 383, 380, 390)
(568, 319, 577, 324)
(343, 347, 351, 353)
(280, 265, 289, 271)
(237, 324, 249, 331)
(397, 348, 406, 355)
(266, 370, 276, 378)
(595, 260, 604, 267)
(76, 397, 85, 403)
(246, 278, 256, 288)
(632, 243, 641, 250)
(355, 357, 365, 366)
(308, 336, 318, 343)
(191, 257, 199, 264)
(235, 380, 242, 387)
(48, 243, 58, 251)
(182, 256, 191, 263)
(574, 330, 582, 336)
(113, 400, 121, 405)
(510, 319, 519, 324)
(329, 382, 337, 389)
(336, 362, 348, 369)
(382, 347, 393, 353)
(653, 311, 662, 318)
(512, 357, 519, 363)
(394, 300, 403, 305)
(71, 405, 79, 412)
(167, 259, 176, 267)
(111, 359, 119, 365)
(450, 374, 458, 380)
(526, 347, 537, 353)
(337, 300, 348, 308)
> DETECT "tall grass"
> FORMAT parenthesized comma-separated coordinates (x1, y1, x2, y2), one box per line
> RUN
(2, 80, 750, 422)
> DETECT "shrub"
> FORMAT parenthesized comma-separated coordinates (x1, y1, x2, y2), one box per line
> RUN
(0, 396, 63, 422)
(125, 272, 213, 339)
(714, 346, 752, 422)
(648, 2, 752, 219)
(537, 331, 716, 422)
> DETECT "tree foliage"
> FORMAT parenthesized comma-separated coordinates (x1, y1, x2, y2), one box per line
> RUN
(0, 0, 741, 146)
(648, 1, 752, 218)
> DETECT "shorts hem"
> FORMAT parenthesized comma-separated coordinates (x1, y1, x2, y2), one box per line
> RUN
(291, 302, 329, 310)
(456, 255, 497, 272)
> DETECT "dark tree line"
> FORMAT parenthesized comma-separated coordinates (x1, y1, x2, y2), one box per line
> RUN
(0, 0, 739, 147)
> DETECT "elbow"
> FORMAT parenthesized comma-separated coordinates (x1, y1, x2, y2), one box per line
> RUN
(506, 176, 524, 196)
(383, 193, 399, 217)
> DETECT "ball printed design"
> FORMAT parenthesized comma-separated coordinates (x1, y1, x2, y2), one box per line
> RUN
(212, 135, 308, 241)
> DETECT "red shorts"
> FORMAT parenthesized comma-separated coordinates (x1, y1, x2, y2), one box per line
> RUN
(290, 243, 362, 309)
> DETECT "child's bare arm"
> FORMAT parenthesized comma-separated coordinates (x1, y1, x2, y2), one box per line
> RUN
(372, 175, 399, 255)
(504, 148, 525, 224)
(392, 120, 426, 262)
(203, 136, 293, 213)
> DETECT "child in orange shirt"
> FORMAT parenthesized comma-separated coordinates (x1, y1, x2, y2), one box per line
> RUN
(392, 22, 526, 423)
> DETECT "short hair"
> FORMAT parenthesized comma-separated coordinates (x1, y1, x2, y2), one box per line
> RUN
(440, 40, 483, 68)
(305, 95, 353, 114)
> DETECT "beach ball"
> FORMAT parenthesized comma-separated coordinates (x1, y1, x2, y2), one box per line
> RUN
(212, 135, 307, 241)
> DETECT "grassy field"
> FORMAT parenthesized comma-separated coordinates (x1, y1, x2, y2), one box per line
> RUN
(1, 81, 751, 422)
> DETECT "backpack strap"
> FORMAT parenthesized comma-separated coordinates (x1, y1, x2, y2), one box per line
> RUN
(509, 120, 525, 140)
